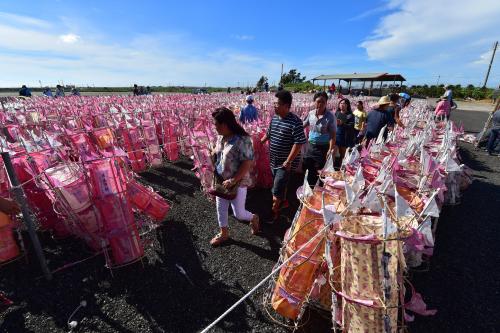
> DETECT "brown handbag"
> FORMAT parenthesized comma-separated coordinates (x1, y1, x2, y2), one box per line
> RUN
(208, 172, 240, 200)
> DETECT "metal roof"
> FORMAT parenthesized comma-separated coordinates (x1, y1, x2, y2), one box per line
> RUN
(312, 73, 405, 82)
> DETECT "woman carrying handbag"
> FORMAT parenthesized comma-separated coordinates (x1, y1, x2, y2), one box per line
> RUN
(209, 107, 260, 246)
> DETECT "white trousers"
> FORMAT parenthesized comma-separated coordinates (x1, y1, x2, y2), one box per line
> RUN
(216, 187, 253, 228)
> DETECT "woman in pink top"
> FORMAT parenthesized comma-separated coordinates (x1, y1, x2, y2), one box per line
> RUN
(435, 96, 451, 121)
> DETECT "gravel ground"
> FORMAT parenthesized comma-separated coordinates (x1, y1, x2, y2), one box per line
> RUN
(1, 109, 499, 333)
(408, 109, 500, 333)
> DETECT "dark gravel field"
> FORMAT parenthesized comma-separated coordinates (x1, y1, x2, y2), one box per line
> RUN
(408, 109, 500, 333)
(1, 109, 499, 333)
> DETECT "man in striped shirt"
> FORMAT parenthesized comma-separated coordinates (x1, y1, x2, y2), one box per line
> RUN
(261, 90, 306, 221)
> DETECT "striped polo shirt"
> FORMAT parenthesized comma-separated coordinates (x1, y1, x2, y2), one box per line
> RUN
(266, 112, 307, 169)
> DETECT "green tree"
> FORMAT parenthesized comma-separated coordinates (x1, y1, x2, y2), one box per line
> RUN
(464, 84, 475, 98)
(256, 76, 268, 90)
(280, 69, 306, 85)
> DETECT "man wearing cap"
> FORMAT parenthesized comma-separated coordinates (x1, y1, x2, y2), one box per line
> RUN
(399, 92, 411, 107)
(239, 95, 258, 123)
(443, 85, 453, 103)
(365, 95, 395, 146)
(442, 85, 457, 109)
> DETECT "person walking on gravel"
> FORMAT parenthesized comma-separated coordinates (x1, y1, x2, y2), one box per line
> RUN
(335, 98, 356, 161)
(239, 95, 258, 123)
(210, 107, 260, 246)
(261, 90, 306, 221)
(435, 96, 451, 121)
(442, 85, 457, 109)
(353, 100, 367, 143)
(365, 95, 395, 146)
(302, 91, 336, 185)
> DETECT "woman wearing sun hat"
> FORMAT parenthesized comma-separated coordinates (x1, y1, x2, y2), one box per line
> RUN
(434, 95, 451, 121)
(365, 95, 395, 146)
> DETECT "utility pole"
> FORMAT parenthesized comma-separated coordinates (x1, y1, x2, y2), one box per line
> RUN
(280, 63, 284, 84)
(436, 75, 440, 86)
(483, 41, 498, 88)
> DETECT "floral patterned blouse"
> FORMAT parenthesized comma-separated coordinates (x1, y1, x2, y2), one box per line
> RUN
(214, 134, 254, 187)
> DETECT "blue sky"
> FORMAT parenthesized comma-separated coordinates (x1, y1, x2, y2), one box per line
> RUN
(0, 0, 499, 87)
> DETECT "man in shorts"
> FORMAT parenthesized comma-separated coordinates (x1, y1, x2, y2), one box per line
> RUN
(261, 90, 306, 221)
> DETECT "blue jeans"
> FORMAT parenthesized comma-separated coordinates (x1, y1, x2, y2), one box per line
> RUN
(271, 167, 290, 200)
(487, 128, 500, 153)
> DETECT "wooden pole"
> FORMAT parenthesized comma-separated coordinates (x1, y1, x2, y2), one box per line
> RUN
(1, 152, 52, 281)
(483, 41, 498, 88)
(476, 98, 500, 145)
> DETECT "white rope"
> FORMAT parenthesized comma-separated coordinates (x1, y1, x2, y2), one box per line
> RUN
(200, 222, 331, 333)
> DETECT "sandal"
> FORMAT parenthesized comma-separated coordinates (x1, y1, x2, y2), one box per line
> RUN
(210, 233, 229, 246)
(250, 214, 260, 235)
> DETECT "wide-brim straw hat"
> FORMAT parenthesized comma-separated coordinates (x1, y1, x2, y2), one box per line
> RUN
(377, 95, 391, 106)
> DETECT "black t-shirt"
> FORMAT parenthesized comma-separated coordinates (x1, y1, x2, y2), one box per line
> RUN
(366, 109, 394, 139)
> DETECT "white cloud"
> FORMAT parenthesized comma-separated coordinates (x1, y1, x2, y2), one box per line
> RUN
(360, 0, 500, 62)
(472, 49, 496, 65)
(357, 0, 500, 85)
(232, 34, 255, 41)
(347, 5, 390, 22)
(0, 11, 51, 29)
(59, 33, 81, 43)
(0, 13, 280, 87)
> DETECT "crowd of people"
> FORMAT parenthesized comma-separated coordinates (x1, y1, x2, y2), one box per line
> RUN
(133, 84, 152, 96)
(12, 84, 495, 248)
(209, 90, 413, 246)
(18, 84, 80, 98)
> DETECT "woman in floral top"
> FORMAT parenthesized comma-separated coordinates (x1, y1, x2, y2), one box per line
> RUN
(210, 107, 260, 246)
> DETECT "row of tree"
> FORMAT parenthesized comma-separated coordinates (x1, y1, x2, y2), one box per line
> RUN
(254, 69, 497, 99)
(254, 69, 308, 91)
(404, 84, 496, 100)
